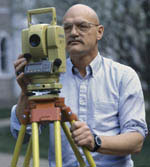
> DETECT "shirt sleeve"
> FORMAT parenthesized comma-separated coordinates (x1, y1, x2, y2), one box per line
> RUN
(10, 105, 32, 140)
(118, 67, 148, 138)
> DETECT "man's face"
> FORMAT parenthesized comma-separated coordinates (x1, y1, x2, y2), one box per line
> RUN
(63, 15, 99, 56)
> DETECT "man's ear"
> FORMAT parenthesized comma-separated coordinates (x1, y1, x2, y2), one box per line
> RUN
(97, 25, 104, 40)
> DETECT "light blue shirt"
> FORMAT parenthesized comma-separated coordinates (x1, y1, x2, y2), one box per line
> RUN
(10, 53, 148, 167)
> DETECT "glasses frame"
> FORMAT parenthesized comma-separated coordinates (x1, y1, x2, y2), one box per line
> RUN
(63, 21, 99, 33)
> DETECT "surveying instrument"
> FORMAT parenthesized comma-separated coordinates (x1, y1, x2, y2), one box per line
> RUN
(11, 7, 96, 167)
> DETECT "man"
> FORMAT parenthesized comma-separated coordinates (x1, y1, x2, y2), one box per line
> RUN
(11, 4, 147, 167)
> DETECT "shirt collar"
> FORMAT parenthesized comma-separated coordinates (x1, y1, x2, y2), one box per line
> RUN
(89, 52, 102, 77)
(71, 52, 102, 77)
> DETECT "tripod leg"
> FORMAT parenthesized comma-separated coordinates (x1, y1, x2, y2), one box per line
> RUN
(32, 122, 40, 167)
(11, 124, 26, 167)
(61, 122, 86, 167)
(54, 121, 62, 167)
(23, 137, 32, 167)
(82, 148, 96, 167)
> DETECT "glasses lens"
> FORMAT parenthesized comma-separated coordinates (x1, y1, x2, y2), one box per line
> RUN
(64, 24, 72, 32)
(77, 23, 90, 32)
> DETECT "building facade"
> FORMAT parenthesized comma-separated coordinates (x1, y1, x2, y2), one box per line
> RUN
(0, 0, 15, 108)
(0, 0, 36, 108)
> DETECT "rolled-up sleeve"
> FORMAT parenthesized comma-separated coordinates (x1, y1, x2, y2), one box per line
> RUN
(10, 105, 21, 139)
(118, 67, 148, 138)
(10, 105, 32, 139)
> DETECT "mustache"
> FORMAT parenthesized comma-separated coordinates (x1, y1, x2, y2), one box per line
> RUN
(67, 38, 84, 45)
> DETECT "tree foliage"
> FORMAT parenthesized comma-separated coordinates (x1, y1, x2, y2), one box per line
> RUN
(98, 0, 150, 94)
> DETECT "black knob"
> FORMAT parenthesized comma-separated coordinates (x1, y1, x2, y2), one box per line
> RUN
(53, 58, 62, 67)
(24, 53, 32, 61)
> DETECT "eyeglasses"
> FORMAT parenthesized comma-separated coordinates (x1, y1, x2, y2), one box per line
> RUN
(63, 21, 99, 33)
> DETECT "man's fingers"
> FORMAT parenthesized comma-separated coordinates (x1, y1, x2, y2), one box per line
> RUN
(71, 122, 88, 138)
(73, 130, 89, 142)
(71, 121, 84, 130)
(14, 57, 26, 67)
(14, 58, 27, 72)
(14, 54, 28, 76)
(17, 73, 30, 84)
(17, 73, 26, 85)
(70, 121, 95, 150)
(73, 131, 94, 149)
(14, 54, 25, 66)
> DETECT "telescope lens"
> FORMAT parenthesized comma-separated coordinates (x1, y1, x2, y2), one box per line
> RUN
(29, 34, 40, 47)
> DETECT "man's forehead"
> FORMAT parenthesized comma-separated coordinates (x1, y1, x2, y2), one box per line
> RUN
(63, 5, 99, 24)
(63, 11, 95, 24)
(63, 17, 91, 24)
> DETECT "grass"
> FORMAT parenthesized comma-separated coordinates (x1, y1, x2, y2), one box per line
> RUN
(0, 108, 11, 119)
(0, 125, 49, 159)
(132, 136, 150, 166)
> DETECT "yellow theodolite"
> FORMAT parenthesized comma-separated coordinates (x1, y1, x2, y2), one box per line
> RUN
(11, 7, 96, 167)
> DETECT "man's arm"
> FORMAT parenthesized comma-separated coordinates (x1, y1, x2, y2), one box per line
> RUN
(71, 121, 144, 156)
(10, 54, 30, 138)
(16, 92, 29, 123)
(99, 132, 144, 155)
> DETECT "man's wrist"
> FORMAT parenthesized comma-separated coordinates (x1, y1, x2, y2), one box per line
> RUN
(92, 133, 102, 152)
(16, 92, 29, 123)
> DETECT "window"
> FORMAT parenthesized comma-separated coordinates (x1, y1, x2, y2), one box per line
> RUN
(0, 37, 7, 72)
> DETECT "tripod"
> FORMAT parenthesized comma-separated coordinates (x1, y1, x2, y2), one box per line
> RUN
(11, 97, 96, 167)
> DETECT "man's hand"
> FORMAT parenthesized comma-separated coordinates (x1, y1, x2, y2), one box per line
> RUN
(14, 54, 30, 122)
(70, 121, 95, 151)
(14, 54, 30, 95)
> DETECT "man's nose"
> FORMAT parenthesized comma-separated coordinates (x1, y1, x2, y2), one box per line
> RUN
(70, 25, 79, 35)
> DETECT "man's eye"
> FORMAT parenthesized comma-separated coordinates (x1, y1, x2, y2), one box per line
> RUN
(64, 25, 72, 30)
(78, 24, 89, 29)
